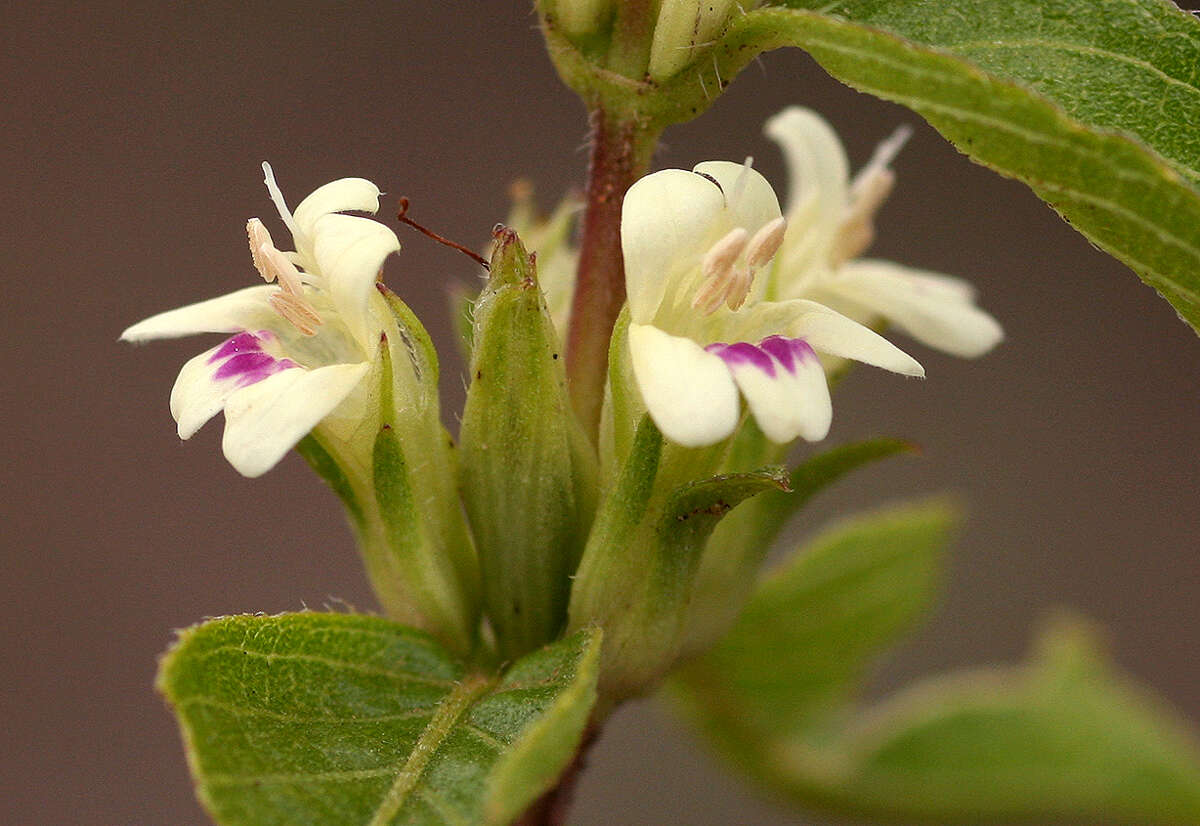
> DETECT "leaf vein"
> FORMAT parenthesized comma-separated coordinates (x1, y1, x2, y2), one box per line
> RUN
(193, 645, 459, 687)
(178, 695, 438, 724)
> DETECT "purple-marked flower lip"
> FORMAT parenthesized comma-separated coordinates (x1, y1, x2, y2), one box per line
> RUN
(706, 341, 777, 377)
(208, 331, 297, 387)
(706, 336, 815, 378)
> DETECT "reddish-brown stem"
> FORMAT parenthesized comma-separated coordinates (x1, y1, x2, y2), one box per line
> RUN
(514, 727, 599, 826)
(565, 109, 660, 438)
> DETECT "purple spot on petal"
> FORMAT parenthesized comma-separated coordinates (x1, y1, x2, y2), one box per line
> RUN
(209, 331, 264, 363)
(759, 336, 797, 374)
(789, 337, 816, 364)
(207, 331, 296, 387)
(214, 352, 277, 380)
(707, 341, 776, 377)
(759, 335, 815, 374)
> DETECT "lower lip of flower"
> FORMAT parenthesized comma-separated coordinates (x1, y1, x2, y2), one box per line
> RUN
(705, 335, 816, 378)
(208, 331, 299, 387)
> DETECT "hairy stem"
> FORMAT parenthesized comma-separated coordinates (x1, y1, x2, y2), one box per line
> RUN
(566, 109, 660, 439)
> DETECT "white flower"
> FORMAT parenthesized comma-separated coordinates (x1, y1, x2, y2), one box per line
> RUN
(764, 107, 1004, 358)
(622, 160, 924, 448)
(121, 163, 401, 477)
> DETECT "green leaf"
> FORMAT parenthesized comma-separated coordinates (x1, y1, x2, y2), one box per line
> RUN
(720, 1, 1200, 331)
(671, 505, 1200, 823)
(158, 613, 601, 826)
(820, 619, 1200, 823)
(685, 438, 918, 656)
(675, 499, 957, 734)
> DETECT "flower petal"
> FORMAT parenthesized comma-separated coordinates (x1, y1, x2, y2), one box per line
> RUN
(170, 345, 238, 439)
(726, 299, 925, 377)
(691, 161, 783, 236)
(709, 336, 831, 442)
(220, 362, 370, 477)
(621, 169, 727, 324)
(629, 323, 740, 447)
(763, 107, 849, 291)
(292, 177, 382, 239)
(120, 285, 278, 342)
(764, 106, 848, 227)
(312, 213, 401, 352)
(169, 332, 300, 439)
(820, 260, 1004, 358)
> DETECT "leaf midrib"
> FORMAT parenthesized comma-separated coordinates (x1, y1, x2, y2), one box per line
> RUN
(367, 674, 496, 826)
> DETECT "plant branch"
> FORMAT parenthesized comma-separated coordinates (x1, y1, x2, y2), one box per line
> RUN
(565, 109, 660, 439)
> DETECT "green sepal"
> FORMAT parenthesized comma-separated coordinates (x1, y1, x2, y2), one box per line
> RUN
(570, 416, 789, 704)
(598, 305, 638, 478)
(296, 434, 365, 530)
(459, 228, 598, 662)
(686, 437, 918, 655)
(158, 612, 602, 826)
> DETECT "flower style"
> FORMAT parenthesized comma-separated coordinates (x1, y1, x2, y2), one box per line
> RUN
(121, 163, 401, 477)
(763, 107, 1004, 358)
(622, 160, 924, 448)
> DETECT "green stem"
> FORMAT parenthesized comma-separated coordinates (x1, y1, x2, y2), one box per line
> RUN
(565, 109, 660, 439)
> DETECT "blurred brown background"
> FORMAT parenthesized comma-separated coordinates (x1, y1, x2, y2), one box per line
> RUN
(3, 1, 1198, 824)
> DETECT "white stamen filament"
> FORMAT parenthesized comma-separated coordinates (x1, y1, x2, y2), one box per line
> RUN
(728, 156, 754, 209)
(261, 161, 301, 238)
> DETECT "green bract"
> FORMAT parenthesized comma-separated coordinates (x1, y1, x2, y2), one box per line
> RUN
(459, 229, 597, 662)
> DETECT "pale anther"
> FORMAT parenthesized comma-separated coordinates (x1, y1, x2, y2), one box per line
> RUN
(745, 217, 787, 269)
(247, 219, 272, 278)
(268, 291, 321, 336)
(724, 265, 753, 311)
(693, 227, 749, 315)
(702, 227, 749, 279)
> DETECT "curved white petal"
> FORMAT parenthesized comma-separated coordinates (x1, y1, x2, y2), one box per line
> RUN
(692, 161, 783, 236)
(312, 213, 401, 351)
(292, 177, 382, 238)
(726, 299, 924, 377)
(629, 323, 739, 447)
(764, 108, 849, 290)
(120, 285, 278, 342)
(221, 362, 370, 477)
(621, 169, 726, 324)
(764, 107, 848, 222)
(170, 345, 236, 439)
(719, 341, 831, 443)
(823, 261, 1004, 358)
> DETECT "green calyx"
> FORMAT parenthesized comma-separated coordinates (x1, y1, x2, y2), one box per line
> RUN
(459, 228, 598, 662)
(301, 287, 480, 659)
(569, 416, 789, 704)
